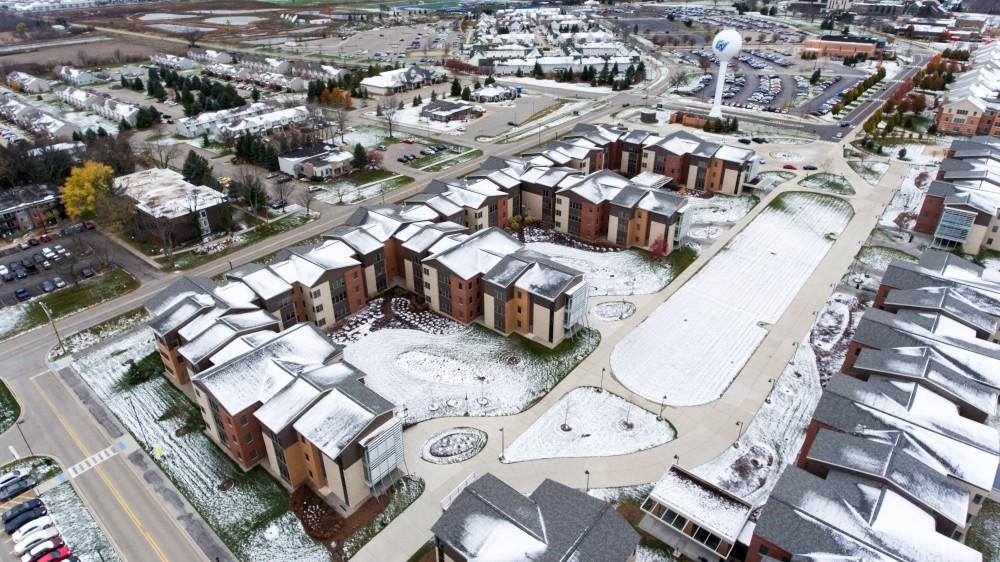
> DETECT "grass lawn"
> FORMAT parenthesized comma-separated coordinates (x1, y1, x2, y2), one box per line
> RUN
(856, 246, 917, 272)
(0, 380, 19, 434)
(157, 212, 314, 271)
(968, 499, 1000, 562)
(798, 173, 856, 196)
(0, 267, 140, 342)
(48, 307, 150, 361)
(974, 248, 1000, 270)
(847, 160, 889, 186)
(411, 148, 483, 172)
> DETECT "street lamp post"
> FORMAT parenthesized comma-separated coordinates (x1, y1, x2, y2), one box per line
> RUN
(39, 302, 65, 358)
(16, 420, 34, 458)
(599, 367, 605, 392)
(499, 427, 505, 461)
(673, 454, 680, 466)
(658, 395, 667, 420)
(585, 469, 590, 491)
(734, 420, 744, 447)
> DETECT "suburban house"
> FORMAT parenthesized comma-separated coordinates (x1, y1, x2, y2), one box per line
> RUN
(175, 102, 273, 138)
(152, 53, 195, 70)
(914, 138, 1000, 254)
(360, 65, 444, 96)
(278, 145, 353, 179)
(0, 96, 77, 140)
(0, 183, 61, 237)
(115, 168, 229, 244)
(215, 106, 313, 139)
(5, 71, 50, 93)
(54, 65, 96, 86)
(469, 84, 519, 102)
(432, 473, 640, 562)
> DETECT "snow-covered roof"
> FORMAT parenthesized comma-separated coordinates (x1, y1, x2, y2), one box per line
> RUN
(756, 467, 981, 562)
(424, 227, 523, 280)
(195, 323, 341, 414)
(116, 168, 227, 220)
(270, 239, 361, 286)
(649, 466, 752, 542)
(432, 473, 639, 562)
(292, 386, 381, 460)
(226, 264, 292, 301)
(178, 309, 279, 365)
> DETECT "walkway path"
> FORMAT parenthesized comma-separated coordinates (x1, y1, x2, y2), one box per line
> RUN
(350, 141, 909, 561)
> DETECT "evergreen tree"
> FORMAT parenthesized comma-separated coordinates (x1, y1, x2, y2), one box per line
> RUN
(431, 90, 437, 101)
(461, 86, 472, 101)
(450, 77, 462, 97)
(533, 61, 544, 79)
(352, 143, 367, 169)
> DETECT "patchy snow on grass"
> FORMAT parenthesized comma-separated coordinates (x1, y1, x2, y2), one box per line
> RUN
(41, 481, 121, 562)
(420, 427, 487, 465)
(525, 242, 672, 296)
(72, 328, 326, 562)
(503, 387, 675, 463)
(856, 246, 917, 273)
(497, 76, 612, 94)
(847, 160, 889, 186)
(590, 301, 636, 322)
(339, 126, 389, 149)
(689, 338, 822, 505)
(611, 192, 853, 406)
(0, 303, 27, 340)
(48, 308, 150, 361)
(684, 193, 758, 228)
(344, 326, 599, 422)
(329, 297, 462, 345)
(880, 164, 934, 230)
(798, 173, 855, 195)
(890, 142, 947, 166)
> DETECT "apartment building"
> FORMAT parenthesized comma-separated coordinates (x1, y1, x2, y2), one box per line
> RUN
(188, 48, 232, 65)
(360, 65, 445, 96)
(216, 106, 312, 139)
(420, 177, 514, 232)
(0, 95, 77, 140)
(115, 168, 229, 243)
(189, 323, 404, 515)
(5, 72, 50, 93)
(433, 473, 640, 562)
(56, 87, 139, 127)
(175, 102, 273, 138)
(54, 66, 95, 86)
(936, 42, 1000, 138)
(151, 53, 195, 70)
(914, 138, 1000, 254)
(0, 184, 61, 237)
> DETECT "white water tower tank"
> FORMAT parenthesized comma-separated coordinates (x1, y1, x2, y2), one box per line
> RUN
(709, 29, 744, 119)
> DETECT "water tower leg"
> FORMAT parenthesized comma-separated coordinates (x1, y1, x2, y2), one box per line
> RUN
(709, 60, 727, 119)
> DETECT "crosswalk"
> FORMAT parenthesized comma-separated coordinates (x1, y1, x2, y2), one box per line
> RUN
(63, 441, 126, 481)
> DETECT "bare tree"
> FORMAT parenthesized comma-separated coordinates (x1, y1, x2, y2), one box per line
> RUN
(148, 216, 177, 269)
(670, 71, 689, 90)
(180, 29, 208, 47)
(141, 141, 181, 169)
(297, 187, 318, 218)
(378, 96, 400, 139)
(333, 106, 349, 144)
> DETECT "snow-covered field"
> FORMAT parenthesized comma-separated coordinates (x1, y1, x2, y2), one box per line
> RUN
(683, 193, 758, 228)
(479, 99, 605, 143)
(590, 301, 636, 322)
(42, 481, 121, 562)
(497, 76, 612, 94)
(798, 173, 854, 195)
(611, 192, 854, 406)
(503, 387, 675, 463)
(524, 242, 676, 296)
(889, 142, 947, 166)
(73, 329, 326, 561)
(344, 326, 599, 422)
(880, 164, 935, 230)
(420, 427, 487, 465)
(365, 104, 467, 135)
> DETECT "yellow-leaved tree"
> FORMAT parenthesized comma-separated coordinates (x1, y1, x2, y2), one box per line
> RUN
(60, 161, 116, 220)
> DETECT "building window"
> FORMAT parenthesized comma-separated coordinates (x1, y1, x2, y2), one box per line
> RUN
(250, 449, 258, 460)
(314, 304, 324, 313)
(759, 545, 770, 556)
(311, 289, 322, 298)
(244, 433, 253, 444)
(974, 494, 984, 504)
(317, 318, 326, 327)
(240, 415, 248, 426)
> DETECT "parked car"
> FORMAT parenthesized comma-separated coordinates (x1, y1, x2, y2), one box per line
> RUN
(1, 270, 12, 282)
(376, 145, 387, 151)
(738, 138, 752, 144)
(782, 164, 797, 170)
(83, 221, 95, 230)
(0, 470, 28, 491)
(41, 248, 55, 260)
(28, 238, 39, 246)
(265, 172, 278, 179)
(52, 277, 66, 289)
(53, 245, 67, 256)
(41, 261, 51, 271)
(20, 538, 64, 562)
(35, 547, 71, 562)
(403, 138, 415, 144)
(39, 235, 51, 243)
(5, 507, 47, 535)
(275, 175, 292, 184)
(13, 526, 58, 556)
(79, 267, 94, 279)
(40, 280, 54, 293)
(803, 164, 818, 170)
(269, 200, 286, 210)
(12, 517, 54, 544)
(15, 269, 27, 280)
(3, 499, 42, 525)
(307, 185, 322, 193)
(0, 265, 8, 278)
(397, 156, 407, 163)
(14, 288, 30, 302)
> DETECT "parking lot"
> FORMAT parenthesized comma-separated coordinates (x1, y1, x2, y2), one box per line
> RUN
(0, 226, 161, 307)
(286, 20, 461, 64)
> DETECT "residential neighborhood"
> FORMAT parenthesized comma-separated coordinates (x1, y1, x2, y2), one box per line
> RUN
(0, 0, 999, 562)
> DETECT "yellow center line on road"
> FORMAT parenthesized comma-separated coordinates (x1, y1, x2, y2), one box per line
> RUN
(30, 376, 169, 562)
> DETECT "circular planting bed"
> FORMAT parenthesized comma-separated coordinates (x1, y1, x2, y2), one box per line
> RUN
(590, 301, 636, 322)
(421, 427, 487, 465)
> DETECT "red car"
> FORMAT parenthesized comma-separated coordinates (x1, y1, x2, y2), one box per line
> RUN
(39, 235, 52, 243)
(782, 164, 797, 170)
(403, 138, 415, 144)
(83, 221, 95, 230)
(35, 546, 71, 562)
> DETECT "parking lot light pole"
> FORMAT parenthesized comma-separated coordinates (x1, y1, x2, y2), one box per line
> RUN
(499, 428, 505, 461)
(39, 302, 65, 358)
(16, 420, 34, 458)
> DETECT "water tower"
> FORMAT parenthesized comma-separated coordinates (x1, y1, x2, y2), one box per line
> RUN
(708, 29, 743, 119)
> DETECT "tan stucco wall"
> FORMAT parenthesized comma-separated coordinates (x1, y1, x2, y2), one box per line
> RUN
(721, 167, 741, 195)
(522, 191, 544, 220)
(403, 260, 415, 292)
(364, 264, 377, 297)
(424, 266, 440, 312)
(483, 293, 495, 329)
(554, 196, 569, 234)
(649, 221, 667, 250)
(963, 223, 988, 255)
(532, 302, 551, 343)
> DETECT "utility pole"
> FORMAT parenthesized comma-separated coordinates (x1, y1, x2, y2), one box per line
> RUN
(16, 420, 34, 458)
(40, 302, 65, 358)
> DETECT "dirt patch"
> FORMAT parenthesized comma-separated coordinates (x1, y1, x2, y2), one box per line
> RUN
(291, 483, 405, 559)
(521, 226, 622, 252)
(715, 444, 773, 497)
(0, 36, 184, 70)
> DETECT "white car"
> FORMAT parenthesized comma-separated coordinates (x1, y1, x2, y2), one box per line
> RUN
(20, 539, 61, 562)
(12, 516, 53, 543)
(13, 526, 59, 556)
(41, 247, 55, 259)
(0, 265, 8, 277)
(0, 468, 25, 488)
